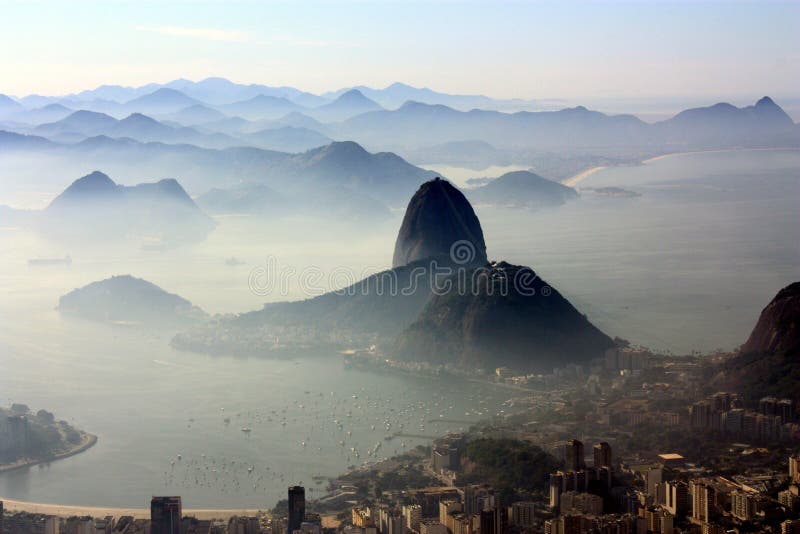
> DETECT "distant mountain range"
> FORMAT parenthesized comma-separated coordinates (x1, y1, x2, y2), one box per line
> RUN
(2, 78, 797, 166)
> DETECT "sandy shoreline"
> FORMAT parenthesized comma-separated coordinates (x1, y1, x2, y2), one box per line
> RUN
(0, 498, 266, 520)
(560, 165, 606, 187)
(561, 147, 800, 188)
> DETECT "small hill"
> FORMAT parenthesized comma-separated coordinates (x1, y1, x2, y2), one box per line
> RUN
(711, 282, 800, 401)
(59, 275, 206, 325)
(392, 261, 614, 373)
(393, 178, 487, 268)
(467, 170, 578, 208)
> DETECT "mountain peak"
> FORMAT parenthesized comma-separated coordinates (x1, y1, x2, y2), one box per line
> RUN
(337, 89, 369, 101)
(392, 178, 488, 268)
(48, 171, 120, 210)
(755, 96, 777, 108)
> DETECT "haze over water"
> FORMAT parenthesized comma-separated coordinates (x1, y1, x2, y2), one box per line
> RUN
(1, 148, 798, 508)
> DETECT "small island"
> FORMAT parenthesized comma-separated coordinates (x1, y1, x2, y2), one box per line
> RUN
(0, 404, 96, 473)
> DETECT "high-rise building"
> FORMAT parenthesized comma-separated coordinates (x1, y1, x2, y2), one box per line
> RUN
(564, 440, 585, 471)
(288, 486, 306, 534)
(731, 490, 758, 521)
(690, 481, 714, 523)
(645, 468, 662, 499)
(779, 489, 800, 513)
(510, 502, 535, 528)
(790, 455, 800, 484)
(665, 481, 689, 517)
(439, 501, 461, 526)
(778, 399, 794, 423)
(549, 472, 564, 510)
(593, 442, 612, 469)
(402, 504, 422, 533)
(151, 496, 182, 534)
(479, 509, 496, 534)
(760, 396, 779, 416)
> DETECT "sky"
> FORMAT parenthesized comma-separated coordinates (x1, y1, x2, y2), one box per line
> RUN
(0, 0, 798, 101)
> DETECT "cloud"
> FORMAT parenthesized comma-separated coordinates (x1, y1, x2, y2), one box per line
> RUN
(137, 25, 253, 43)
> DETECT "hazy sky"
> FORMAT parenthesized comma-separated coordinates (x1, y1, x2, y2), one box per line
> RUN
(1, 0, 798, 100)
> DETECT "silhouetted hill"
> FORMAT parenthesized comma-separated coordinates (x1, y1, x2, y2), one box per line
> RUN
(12, 103, 74, 124)
(163, 104, 227, 125)
(0, 130, 57, 151)
(466, 170, 578, 208)
(333, 97, 798, 151)
(59, 275, 206, 325)
(243, 126, 331, 152)
(656, 96, 797, 147)
(393, 178, 487, 268)
(124, 88, 201, 114)
(711, 282, 800, 401)
(273, 141, 438, 202)
(336, 101, 650, 149)
(35, 110, 118, 136)
(220, 95, 304, 120)
(34, 110, 241, 149)
(311, 89, 383, 122)
(43, 171, 214, 244)
(324, 82, 538, 112)
(742, 282, 800, 354)
(393, 262, 614, 372)
(0, 94, 24, 117)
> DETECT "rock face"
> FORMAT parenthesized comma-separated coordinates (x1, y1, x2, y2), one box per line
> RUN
(393, 262, 614, 372)
(710, 282, 800, 401)
(741, 282, 800, 355)
(392, 178, 488, 268)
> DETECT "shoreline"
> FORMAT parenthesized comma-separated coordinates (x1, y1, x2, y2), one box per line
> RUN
(561, 146, 800, 188)
(0, 497, 265, 520)
(560, 165, 606, 187)
(0, 432, 98, 475)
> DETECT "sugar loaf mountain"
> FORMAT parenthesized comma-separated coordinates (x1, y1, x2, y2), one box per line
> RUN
(173, 178, 612, 372)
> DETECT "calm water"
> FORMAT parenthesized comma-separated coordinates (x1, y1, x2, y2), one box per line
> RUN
(0, 148, 798, 508)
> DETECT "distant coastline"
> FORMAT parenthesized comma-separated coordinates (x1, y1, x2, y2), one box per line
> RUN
(0, 432, 97, 474)
(562, 147, 800, 187)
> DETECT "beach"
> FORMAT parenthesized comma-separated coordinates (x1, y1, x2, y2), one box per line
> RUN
(0, 497, 264, 520)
